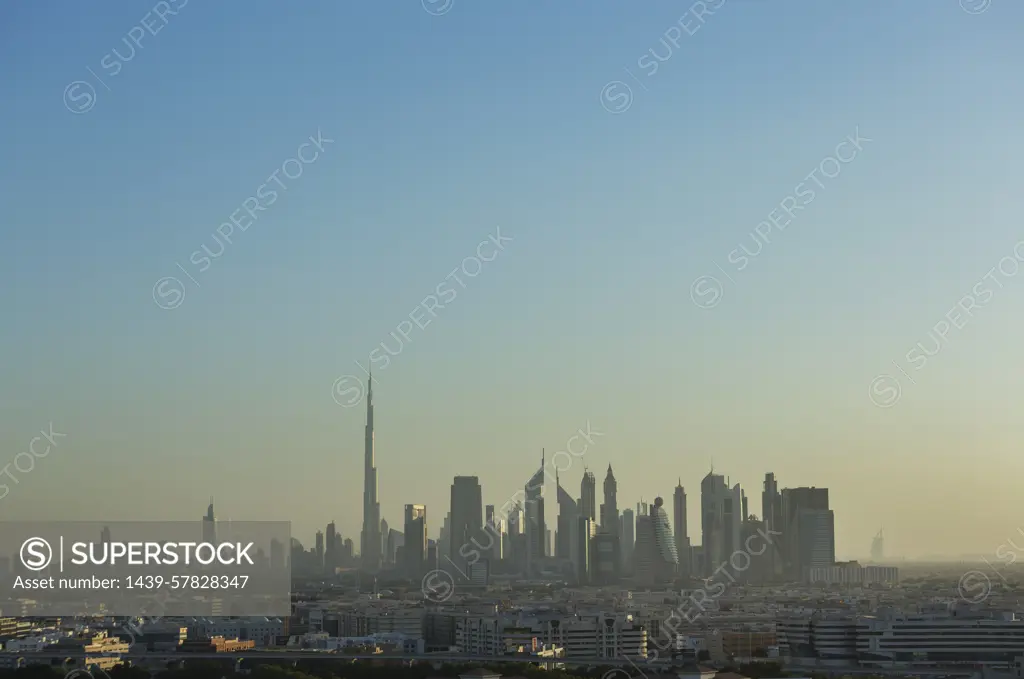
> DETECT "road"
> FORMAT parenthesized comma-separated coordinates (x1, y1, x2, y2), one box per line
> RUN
(2, 651, 987, 676)
(5, 651, 631, 667)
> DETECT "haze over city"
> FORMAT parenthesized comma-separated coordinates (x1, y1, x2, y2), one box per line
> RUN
(3, 0, 1024, 563)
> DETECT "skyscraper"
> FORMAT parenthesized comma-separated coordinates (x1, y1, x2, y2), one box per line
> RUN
(507, 502, 523, 536)
(700, 471, 742, 576)
(580, 470, 597, 523)
(202, 499, 216, 544)
(740, 514, 771, 583)
(439, 512, 451, 569)
(315, 530, 325, 572)
(325, 521, 338, 573)
(449, 476, 483, 578)
(797, 508, 835, 581)
(485, 504, 503, 563)
(871, 528, 884, 562)
(632, 498, 679, 586)
(555, 472, 579, 567)
(600, 465, 619, 540)
(506, 501, 524, 572)
(360, 373, 382, 572)
(593, 465, 620, 578)
(652, 497, 679, 580)
(387, 528, 403, 565)
(762, 473, 784, 579)
(380, 518, 390, 564)
(781, 487, 830, 579)
(620, 508, 635, 573)
(673, 480, 689, 577)
(524, 452, 546, 576)
(577, 516, 593, 584)
(404, 504, 427, 578)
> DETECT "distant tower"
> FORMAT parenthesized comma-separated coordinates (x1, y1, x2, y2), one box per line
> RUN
(360, 371, 382, 572)
(450, 476, 483, 579)
(202, 498, 216, 544)
(325, 522, 338, 572)
(620, 508, 635, 572)
(871, 528, 884, 561)
(580, 469, 597, 523)
(632, 499, 677, 586)
(762, 473, 783, 578)
(315, 530, 325, 572)
(598, 465, 620, 570)
(555, 471, 579, 565)
(673, 480, 690, 577)
(404, 504, 428, 578)
(600, 465, 619, 537)
(701, 471, 742, 576)
(524, 451, 547, 576)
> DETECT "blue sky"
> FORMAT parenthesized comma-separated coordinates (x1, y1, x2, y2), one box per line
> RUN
(1, 0, 1022, 559)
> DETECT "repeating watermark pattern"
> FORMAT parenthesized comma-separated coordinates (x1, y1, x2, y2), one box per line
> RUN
(600, 82, 635, 115)
(422, 0, 454, 16)
(958, 569, 993, 605)
(960, 0, 992, 14)
(117, 594, 172, 652)
(422, 422, 603, 600)
(690, 128, 871, 309)
(63, 0, 189, 114)
(644, 528, 781, 663)
(956, 527, 1024, 605)
(152, 129, 334, 310)
(0, 423, 66, 501)
(600, 0, 727, 115)
(867, 375, 901, 409)
(421, 568, 456, 603)
(868, 239, 1024, 408)
(610, 653, 655, 679)
(332, 228, 512, 408)
(64, 664, 112, 679)
(601, 669, 636, 679)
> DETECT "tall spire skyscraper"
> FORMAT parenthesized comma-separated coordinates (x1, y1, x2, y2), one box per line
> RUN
(524, 450, 546, 577)
(600, 465, 619, 537)
(360, 373, 382, 572)
(580, 469, 597, 524)
(599, 465, 620, 568)
(673, 480, 690, 577)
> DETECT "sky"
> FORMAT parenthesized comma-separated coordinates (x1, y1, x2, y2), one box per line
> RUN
(1, 0, 1022, 561)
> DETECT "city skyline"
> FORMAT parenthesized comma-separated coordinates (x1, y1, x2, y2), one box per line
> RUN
(2, 367, 1012, 563)
(3, 1, 1024, 560)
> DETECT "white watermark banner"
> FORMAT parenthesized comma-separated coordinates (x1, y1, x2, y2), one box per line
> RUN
(0, 521, 290, 616)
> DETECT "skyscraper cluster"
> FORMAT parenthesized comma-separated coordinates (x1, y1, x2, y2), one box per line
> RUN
(335, 375, 838, 587)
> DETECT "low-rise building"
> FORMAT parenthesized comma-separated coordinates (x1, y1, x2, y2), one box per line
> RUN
(179, 635, 255, 653)
(453, 611, 646, 659)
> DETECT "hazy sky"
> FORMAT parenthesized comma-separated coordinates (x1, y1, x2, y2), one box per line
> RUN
(2, 1, 1023, 561)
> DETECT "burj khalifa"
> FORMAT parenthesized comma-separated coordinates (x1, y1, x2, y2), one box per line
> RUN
(360, 373, 381, 571)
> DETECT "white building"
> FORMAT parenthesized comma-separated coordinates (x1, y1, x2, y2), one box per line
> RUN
(188, 617, 285, 647)
(340, 604, 425, 638)
(0, 631, 68, 652)
(779, 610, 1024, 668)
(453, 612, 646, 659)
(808, 562, 899, 586)
(290, 632, 424, 654)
